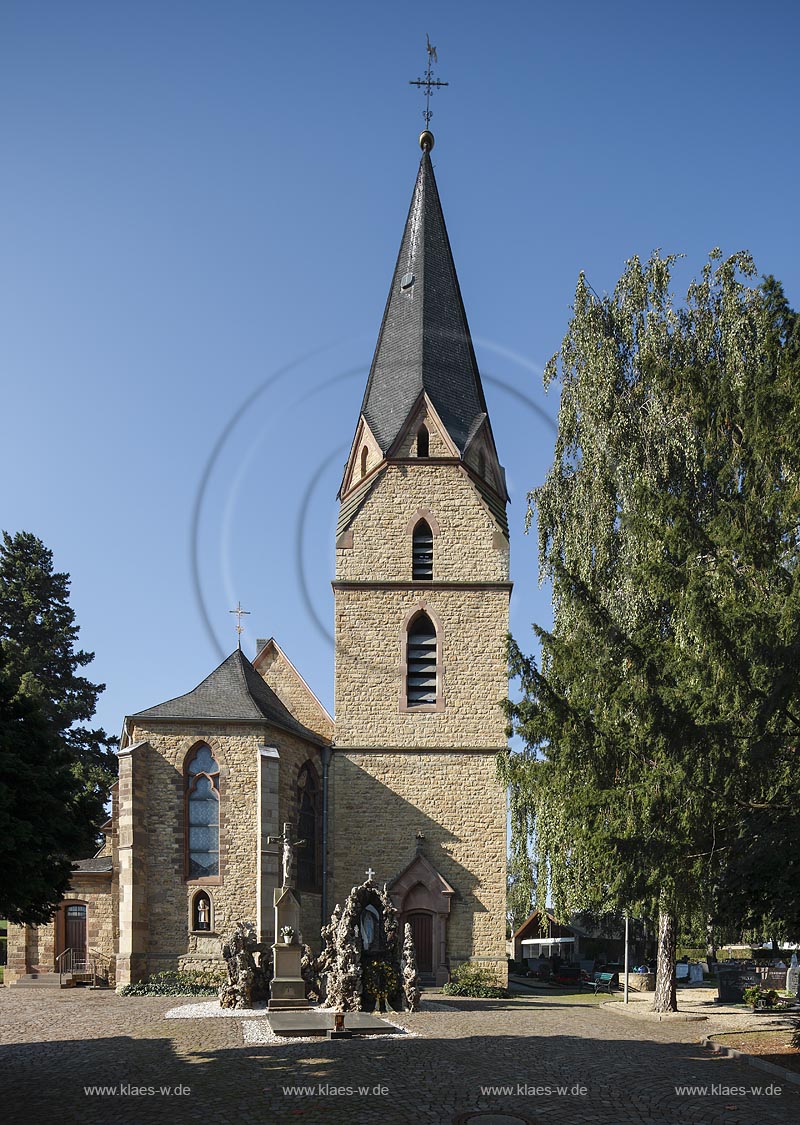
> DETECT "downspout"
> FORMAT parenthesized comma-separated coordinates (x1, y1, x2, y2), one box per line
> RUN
(321, 743, 333, 927)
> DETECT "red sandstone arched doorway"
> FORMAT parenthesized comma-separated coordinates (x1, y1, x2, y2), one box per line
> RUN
(388, 853, 455, 986)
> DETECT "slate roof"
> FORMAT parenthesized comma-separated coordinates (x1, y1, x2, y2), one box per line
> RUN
(72, 856, 113, 874)
(131, 649, 325, 743)
(360, 148, 490, 455)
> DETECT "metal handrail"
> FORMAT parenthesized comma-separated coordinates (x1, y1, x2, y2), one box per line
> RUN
(57, 947, 112, 988)
(56, 947, 73, 987)
(87, 948, 111, 984)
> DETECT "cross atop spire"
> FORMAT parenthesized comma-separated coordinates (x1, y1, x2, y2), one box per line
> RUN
(229, 601, 250, 649)
(409, 34, 448, 131)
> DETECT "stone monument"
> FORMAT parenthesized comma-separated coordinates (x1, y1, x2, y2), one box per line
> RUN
(219, 921, 272, 1009)
(321, 868, 419, 1012)
(787, 953, 799, 996)
(401, 922, 421, 1012)
(266, 822, 309, 1011)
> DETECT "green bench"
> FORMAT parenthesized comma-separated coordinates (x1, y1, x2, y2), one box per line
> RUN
(586, 972, 616, 995)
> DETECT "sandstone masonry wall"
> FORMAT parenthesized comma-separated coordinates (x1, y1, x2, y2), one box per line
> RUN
(330, 751, 507, 968)
(336, 463, 509, 583)
(124, 720, 323, 979)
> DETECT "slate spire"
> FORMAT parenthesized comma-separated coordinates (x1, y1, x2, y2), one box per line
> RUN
(359, 141, 490, 455)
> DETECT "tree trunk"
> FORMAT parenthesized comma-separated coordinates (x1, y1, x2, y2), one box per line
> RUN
(652, 909, 678, 1012)
(705, 914, 717, 967)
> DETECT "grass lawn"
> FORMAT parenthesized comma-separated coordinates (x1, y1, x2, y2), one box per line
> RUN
(711, 1030, 800, 1078)
(506, 980, 621, 1006)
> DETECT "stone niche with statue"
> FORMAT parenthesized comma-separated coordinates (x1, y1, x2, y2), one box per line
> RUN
(320, 874, 419, 1012)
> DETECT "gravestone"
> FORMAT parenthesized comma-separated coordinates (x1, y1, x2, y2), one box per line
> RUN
(760, 967, 787, 991)
(716, 965, 759, 1003)
(787, 955, 800, 996)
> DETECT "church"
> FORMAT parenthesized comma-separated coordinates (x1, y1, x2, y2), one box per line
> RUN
(6, 129, 511, 990)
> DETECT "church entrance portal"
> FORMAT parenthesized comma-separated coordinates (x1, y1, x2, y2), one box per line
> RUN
(388, 852, 455, 986)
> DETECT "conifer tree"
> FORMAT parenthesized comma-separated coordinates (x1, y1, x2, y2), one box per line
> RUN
(501, 252, 800, 1011)
(0, 531, 117, 860)
(0, 671, 85, 923)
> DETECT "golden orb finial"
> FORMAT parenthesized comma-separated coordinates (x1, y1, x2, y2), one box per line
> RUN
(419, 130, 435, 152)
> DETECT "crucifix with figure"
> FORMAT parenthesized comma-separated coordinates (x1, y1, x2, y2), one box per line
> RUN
(266, 822, 306, 889)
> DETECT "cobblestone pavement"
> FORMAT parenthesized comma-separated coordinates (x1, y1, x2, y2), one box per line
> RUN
(1, 988, 799, 1125)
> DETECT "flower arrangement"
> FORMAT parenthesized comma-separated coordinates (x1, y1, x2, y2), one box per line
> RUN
(742, 985, 779, 1009)
(280, 926, 295, 944)
(363, 960, 398, 1002)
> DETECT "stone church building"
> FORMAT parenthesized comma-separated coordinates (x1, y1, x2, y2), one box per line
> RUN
(6, 132, 511, 990)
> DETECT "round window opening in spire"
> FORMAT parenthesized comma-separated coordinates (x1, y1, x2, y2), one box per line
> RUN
(416, 425, 429, 458)
(406, 612, 437, 708)
(400, 272, 415, 291)
(412, 519, 434, 581)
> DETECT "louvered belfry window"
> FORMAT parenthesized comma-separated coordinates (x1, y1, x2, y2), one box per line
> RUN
(412, 519, 434, 580)
(406, 613, 437, 707)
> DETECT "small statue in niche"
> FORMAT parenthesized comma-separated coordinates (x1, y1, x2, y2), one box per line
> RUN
(196, 895, 210, 931)
(359, 904, 381, 951)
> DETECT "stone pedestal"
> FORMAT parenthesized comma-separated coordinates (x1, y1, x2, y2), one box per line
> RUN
(268, 887, 309, 1012)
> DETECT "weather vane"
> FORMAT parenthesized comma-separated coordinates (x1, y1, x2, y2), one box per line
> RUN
(409, 34, 448, 128)
(229, 601, 250, 649)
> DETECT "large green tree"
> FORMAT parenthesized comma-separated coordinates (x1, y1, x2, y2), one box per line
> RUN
(0, 670, 86, 923)
(501, 251, 800, 1011)
(0, 531, 117, 860)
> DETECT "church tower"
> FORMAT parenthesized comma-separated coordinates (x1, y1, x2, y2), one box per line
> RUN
(330, 133, 510, 983)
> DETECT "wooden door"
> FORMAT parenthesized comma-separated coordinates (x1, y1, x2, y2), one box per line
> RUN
(407, 911, 433, 974)
(64, 904, 87, 955)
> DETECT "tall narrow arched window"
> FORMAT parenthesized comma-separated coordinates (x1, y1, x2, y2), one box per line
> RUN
(416, 425, 429, 457)
(412, 519, 434, 580)
(186, 744, 220, 880)
(360, 445, 368, 477)
(297, 762, 321, 891)
(406, 613, 437, 707)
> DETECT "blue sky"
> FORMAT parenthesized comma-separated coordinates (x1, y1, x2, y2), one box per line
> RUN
(1, 1, 798, 737)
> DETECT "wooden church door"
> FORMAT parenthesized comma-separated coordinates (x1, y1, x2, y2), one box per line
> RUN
(407, 911, 433, 974)
(64, 904, 87, 955)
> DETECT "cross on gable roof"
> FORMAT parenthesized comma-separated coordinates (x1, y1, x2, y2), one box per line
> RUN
(130, 648, 327, 744)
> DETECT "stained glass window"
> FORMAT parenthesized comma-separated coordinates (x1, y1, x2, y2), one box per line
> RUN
(186, 744, 220, 879)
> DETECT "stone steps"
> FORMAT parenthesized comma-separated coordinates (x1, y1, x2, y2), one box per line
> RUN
(10, 974, 64, 989)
